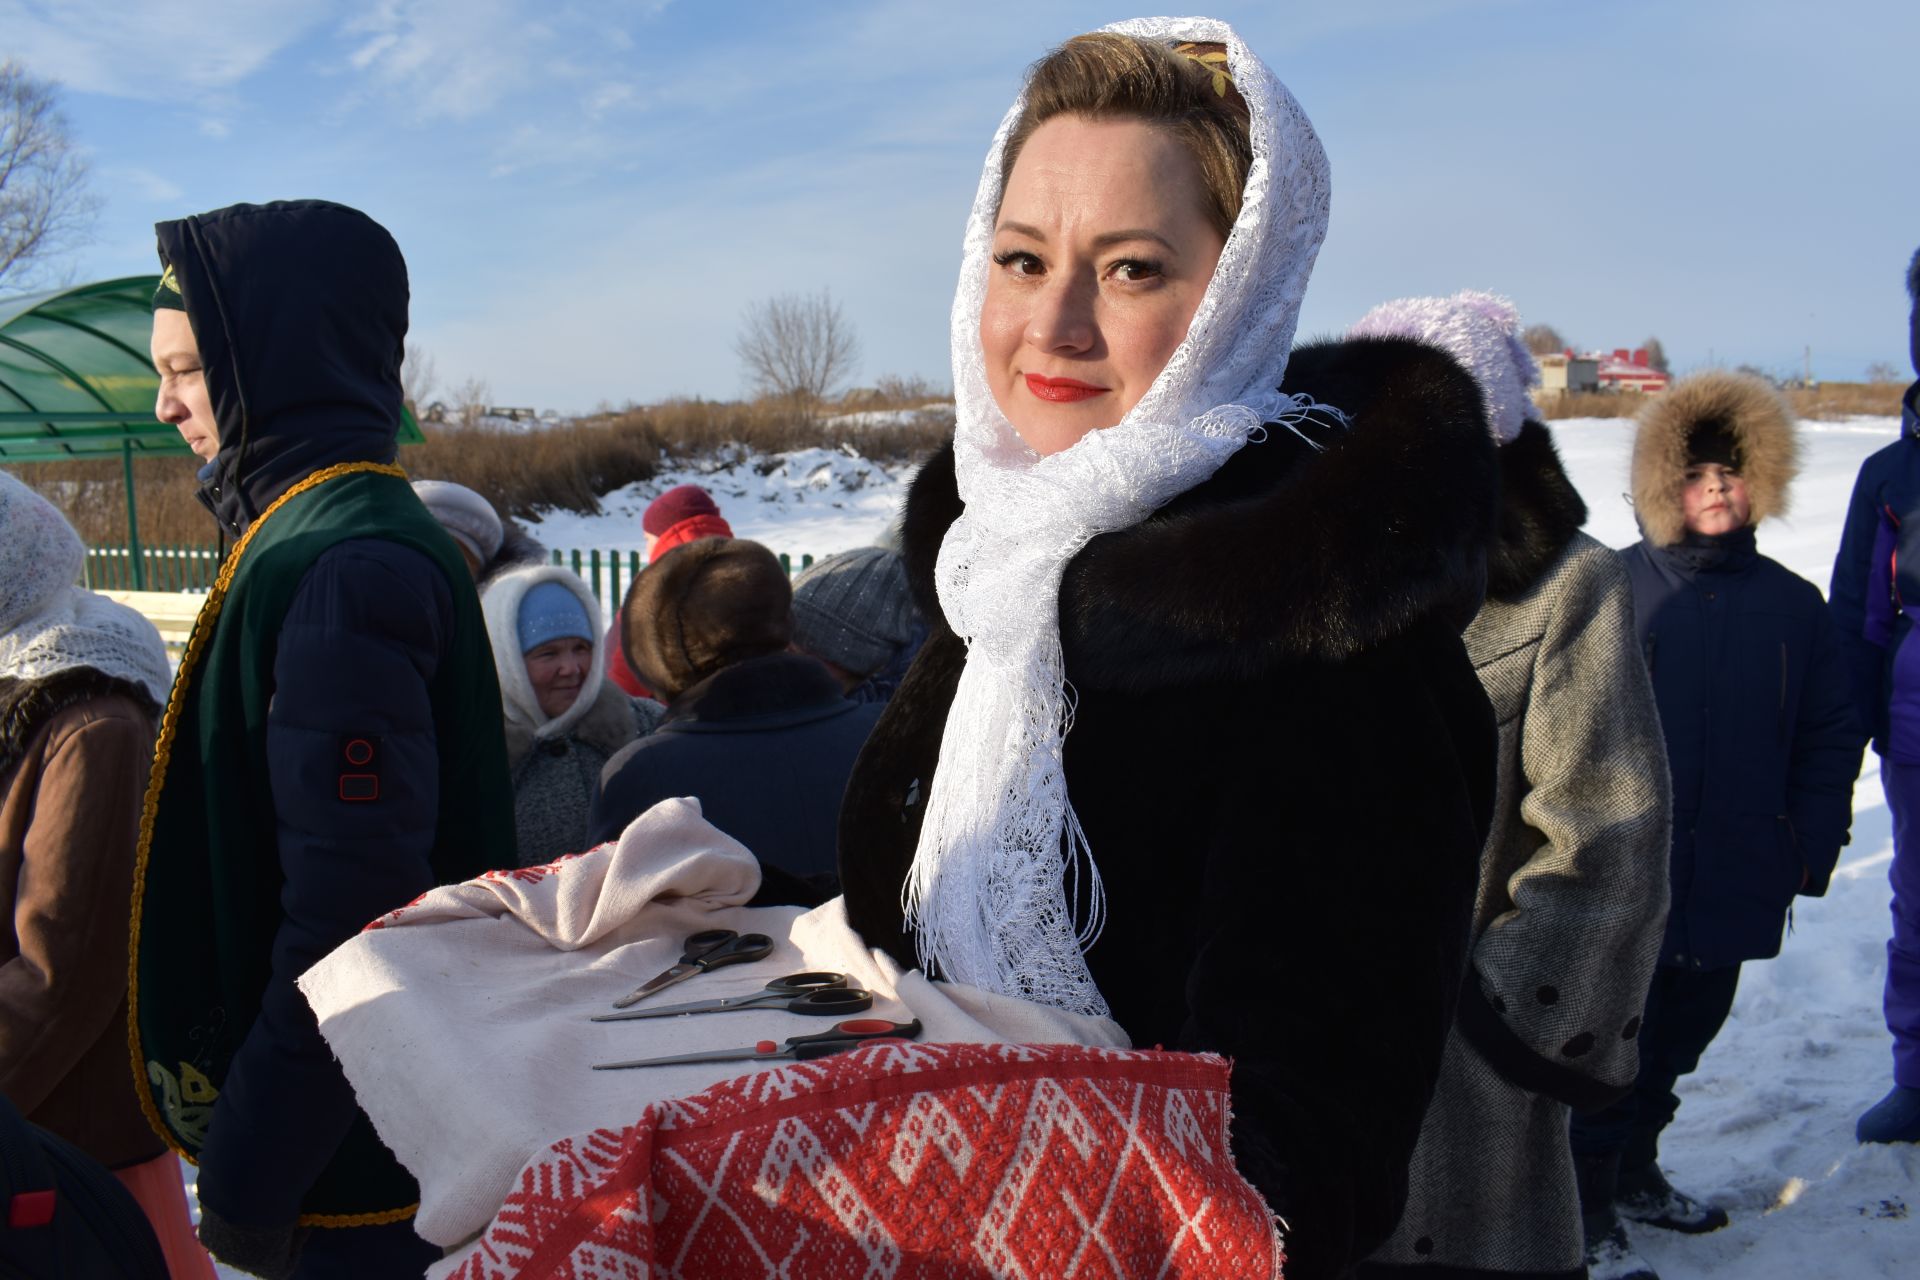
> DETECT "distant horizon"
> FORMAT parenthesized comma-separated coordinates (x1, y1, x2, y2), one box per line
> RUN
(5, 0, 1915, 413)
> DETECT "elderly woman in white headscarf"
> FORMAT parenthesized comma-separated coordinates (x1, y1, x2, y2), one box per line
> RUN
(837, 20, 1500, 1279)
(481, 565, 662, 865)
(0, 473, 212, 1276)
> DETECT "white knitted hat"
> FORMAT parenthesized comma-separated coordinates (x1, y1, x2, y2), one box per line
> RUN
(1349, 291, 1539, 445)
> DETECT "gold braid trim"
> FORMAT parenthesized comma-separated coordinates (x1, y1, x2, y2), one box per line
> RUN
(126, 460, 422, 1228)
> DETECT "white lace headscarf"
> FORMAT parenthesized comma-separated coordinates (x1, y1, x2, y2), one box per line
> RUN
(904, 16, 1335, 1016)
(0, 471, 171, 706)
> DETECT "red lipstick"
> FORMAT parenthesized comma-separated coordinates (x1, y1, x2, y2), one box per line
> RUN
(1024, 374, 1108, 403)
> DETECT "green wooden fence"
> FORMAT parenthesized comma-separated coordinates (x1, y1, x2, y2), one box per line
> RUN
(81, 544, 818, 606)
(550, 547, 816, 611)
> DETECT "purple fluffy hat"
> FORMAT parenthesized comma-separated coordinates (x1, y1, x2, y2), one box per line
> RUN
(1349, 291, 1539, 445)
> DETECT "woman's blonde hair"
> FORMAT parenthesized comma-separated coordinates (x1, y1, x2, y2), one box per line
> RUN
(999, 34, 1254, 241)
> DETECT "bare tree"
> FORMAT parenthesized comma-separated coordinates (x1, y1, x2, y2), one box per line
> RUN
(450, 376, 492, 430)
(401, 343, 439, 412)
(735, 289, 861, 417)
(1640, 336, 1670, 374)
(0, 61, 99, 292)
(1521, 323, 1568, 357)
(1866, 360, 1903, 386)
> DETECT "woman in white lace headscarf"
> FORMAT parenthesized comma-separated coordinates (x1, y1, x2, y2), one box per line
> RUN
(0, 472, 211, 1277)
(838, 19, 1502, 1278)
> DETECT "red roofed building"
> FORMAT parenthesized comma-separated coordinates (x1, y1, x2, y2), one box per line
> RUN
(1590, 347, 1671, 394)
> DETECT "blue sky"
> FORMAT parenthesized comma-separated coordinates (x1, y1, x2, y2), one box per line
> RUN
(5, 0, 1916, 413)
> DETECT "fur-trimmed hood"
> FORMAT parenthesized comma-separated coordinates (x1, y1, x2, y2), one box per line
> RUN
(1630, 370, 1799, 547)
(502, 678, 646, 769)
(0, 667, 159, 779)
(1487, 419, 1588, 600)
(900, 336, 1498, 693)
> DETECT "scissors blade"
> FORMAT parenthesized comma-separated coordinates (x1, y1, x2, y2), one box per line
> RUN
(610, 963, 701, 1010)
(591, 1044, 782, 1071)
(591, 992, 770, 1022)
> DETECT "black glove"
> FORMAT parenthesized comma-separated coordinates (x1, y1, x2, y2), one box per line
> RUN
(196, 1207, 309, 1280)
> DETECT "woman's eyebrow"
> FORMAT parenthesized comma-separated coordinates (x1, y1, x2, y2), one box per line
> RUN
(994, 221, 1178, 253)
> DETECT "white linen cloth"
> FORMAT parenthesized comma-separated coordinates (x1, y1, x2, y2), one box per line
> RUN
(299, 798, 1127, 1249)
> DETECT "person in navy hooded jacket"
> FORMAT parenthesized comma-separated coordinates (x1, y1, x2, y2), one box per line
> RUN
(134, 200, 515, 1279)
(1568, 370, 1862, 1264)
(1830, 247, 1920, 1145)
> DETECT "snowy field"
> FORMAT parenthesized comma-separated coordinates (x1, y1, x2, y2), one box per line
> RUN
(199, 414, 1914, 1277)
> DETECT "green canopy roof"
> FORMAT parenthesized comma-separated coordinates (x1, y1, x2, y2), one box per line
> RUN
(0, 276, 423, 463)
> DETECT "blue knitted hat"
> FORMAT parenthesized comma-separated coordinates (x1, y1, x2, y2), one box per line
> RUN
(516, 580, 593, 654)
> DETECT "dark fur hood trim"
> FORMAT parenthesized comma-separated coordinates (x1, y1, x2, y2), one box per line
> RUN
(1486, 420, 1589, 601)
(1630, 370, 1798, 547)
(0, 667, 161, 778)
(902, 336, 1498, 692)
(479, 522, 549, 590)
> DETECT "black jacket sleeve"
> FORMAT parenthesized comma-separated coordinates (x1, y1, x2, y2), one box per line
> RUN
(194, 538, 454, 1226)
(1828, 456, 1890, 746)
(1790, 593, 1867, 897)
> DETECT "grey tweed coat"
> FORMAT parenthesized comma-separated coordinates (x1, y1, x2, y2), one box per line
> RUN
(1361, 423, 1671, 1280)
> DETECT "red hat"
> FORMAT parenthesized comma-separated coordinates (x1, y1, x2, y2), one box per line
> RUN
(642, 485, 722, 537)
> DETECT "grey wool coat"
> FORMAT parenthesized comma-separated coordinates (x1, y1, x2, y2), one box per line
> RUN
(507, 682, 663, 866)
(1361, 423, 1671, 1280)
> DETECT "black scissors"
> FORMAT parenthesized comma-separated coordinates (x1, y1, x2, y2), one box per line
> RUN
(610, 929, 775, 1009)
(592, 972, 870, 1022)
(591, 1017, 922, 1071)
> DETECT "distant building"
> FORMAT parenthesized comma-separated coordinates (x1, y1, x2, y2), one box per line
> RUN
(487, 405, 540, 422)
(1592, 348, 1670, 394)
(1538, 351, 1600, 394)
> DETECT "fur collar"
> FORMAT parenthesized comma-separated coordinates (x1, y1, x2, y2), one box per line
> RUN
(1487, 420, 1589, 601)
(0, 668, 159, 779)
(1630, 371, 1798, 547)
(902, 336, 1498, 693)
(503, 679, 638, 767)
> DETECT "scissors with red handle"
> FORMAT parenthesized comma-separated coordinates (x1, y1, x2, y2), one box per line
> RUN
(590, 1017, 922, 1071)
(610, 929, 775, 1009)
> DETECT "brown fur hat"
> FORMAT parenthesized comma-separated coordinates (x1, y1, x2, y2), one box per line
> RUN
(622, 538, 792, 700)
(1630, 369, 1799, 546)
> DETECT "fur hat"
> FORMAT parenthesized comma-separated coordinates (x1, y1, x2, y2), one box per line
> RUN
(790, 546, 917, 678)
(412, 479, 505, 566)
(643, 485, 722, 537)
(1348, 291, 1538, 445)
(1630, 370, 1799, 546)
(623, 538, 792, 701)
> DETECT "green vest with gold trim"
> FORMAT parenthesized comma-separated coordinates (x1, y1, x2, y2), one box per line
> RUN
(130, 463, 515, 1225)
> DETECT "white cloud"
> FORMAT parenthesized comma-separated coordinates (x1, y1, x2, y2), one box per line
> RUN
(337, 0, 548, 121)
(0, 0, 329, 96)
(100, 165, 184, 203)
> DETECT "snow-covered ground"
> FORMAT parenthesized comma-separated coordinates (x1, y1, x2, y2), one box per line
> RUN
(524, 443, 919, 563)
(201, 414, 1914, 1277)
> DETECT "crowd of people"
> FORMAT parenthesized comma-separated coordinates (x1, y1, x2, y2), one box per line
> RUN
(0, 16, 1915, 1280)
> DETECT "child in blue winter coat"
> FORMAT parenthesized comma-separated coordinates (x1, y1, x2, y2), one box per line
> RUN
(1828, 247, 1920, 1145)
(1569, 370, 1863, 1278)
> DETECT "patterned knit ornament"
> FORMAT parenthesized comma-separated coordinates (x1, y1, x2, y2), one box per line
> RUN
(905, 16, 1335, 1017)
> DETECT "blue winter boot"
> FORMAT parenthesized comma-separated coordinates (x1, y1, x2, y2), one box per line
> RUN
(1855, 1085, 1920, 1144)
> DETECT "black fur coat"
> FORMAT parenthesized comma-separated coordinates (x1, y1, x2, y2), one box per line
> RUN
(839, 337, 1501, 1280)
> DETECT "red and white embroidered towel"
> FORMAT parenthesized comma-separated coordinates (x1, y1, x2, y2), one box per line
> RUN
(298, 798, 1129, 1248)
(429, 1040, 1283, 1280)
